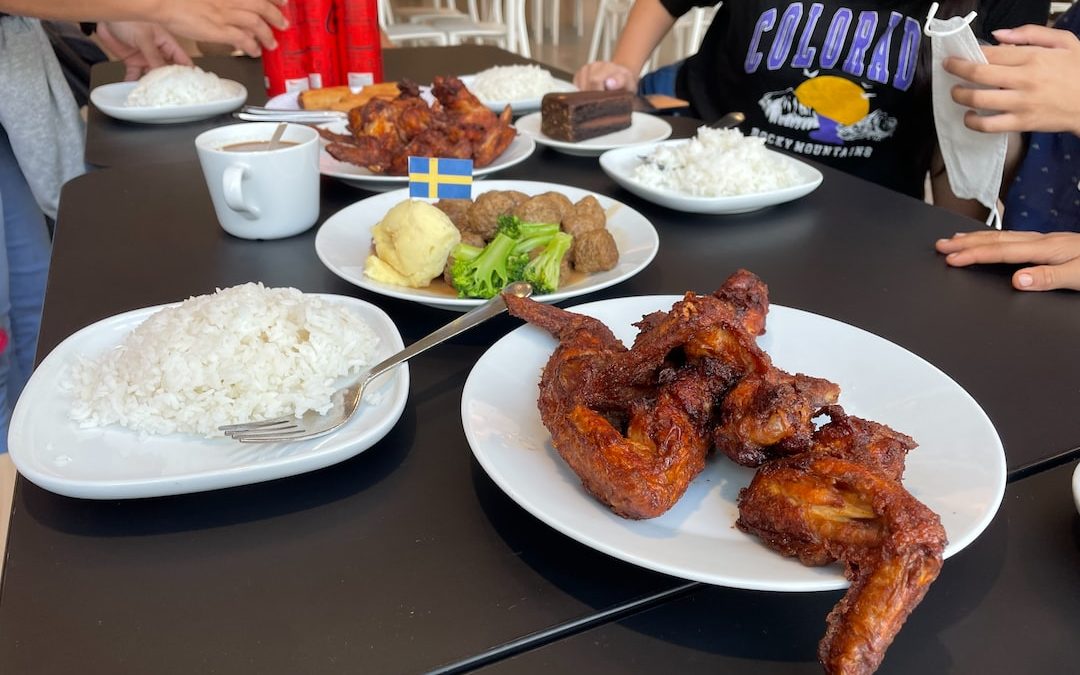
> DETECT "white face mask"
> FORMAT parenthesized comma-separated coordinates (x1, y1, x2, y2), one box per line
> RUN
(924, 2, 1007, 228)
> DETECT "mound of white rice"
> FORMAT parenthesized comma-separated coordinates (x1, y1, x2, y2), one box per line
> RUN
(633, 127, 802, 197)
(125, 65, 235, 107)
(469, 64, 558, 102)
(65, 283, 380, 437)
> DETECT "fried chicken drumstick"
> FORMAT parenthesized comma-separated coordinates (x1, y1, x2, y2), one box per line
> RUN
(506, 270, 948, 675)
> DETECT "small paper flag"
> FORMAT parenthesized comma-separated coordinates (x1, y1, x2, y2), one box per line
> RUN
(408, 156, 473, 199)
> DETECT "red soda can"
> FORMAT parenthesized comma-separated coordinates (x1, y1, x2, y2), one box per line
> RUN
(299, 0, 344, 89)
(261, 0, 308, 96)
(338, 0, 384, 89)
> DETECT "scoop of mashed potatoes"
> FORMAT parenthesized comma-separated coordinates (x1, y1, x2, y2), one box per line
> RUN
(365, 200, 461, 287)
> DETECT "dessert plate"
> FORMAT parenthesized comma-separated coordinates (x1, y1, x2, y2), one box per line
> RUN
(515, 112, 672, 157)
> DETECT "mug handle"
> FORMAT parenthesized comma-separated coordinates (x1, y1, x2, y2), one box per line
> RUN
(222, 164, 260, 216)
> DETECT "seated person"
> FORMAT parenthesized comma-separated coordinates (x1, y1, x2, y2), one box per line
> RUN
(574, 0, 1050, 220)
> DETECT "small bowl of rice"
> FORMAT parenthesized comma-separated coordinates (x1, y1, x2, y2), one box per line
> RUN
(90, 65, 247, 124)
(459, 65, 576, 114)
(598, 126, 823, 215)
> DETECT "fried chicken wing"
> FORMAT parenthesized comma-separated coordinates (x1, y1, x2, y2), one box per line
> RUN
(737, 454, 946, 675)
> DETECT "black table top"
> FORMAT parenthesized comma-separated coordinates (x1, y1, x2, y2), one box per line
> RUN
(4, 47, 1079, 675)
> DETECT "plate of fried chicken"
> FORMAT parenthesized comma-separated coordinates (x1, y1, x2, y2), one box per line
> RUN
(315, 77, 535, 190)
(462, 270, 1005, 673)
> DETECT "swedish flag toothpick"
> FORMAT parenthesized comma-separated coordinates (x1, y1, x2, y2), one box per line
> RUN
(408, 156, 474, 199)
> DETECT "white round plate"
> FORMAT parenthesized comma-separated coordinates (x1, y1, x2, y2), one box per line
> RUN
(458, 73, 577, 114)
(7, 295, 409, 500)
(462, 295, 1006, 591)
(315, 180, 660, 311)
(599, 140, 824, 215)
(318, 120, 535, 191)
(515, 112, 672, 157)
(90, 80, 247, 124)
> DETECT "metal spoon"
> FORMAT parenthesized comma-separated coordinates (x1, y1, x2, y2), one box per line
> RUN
(709, 111, 746, 129)
(266, 123, 288, 151)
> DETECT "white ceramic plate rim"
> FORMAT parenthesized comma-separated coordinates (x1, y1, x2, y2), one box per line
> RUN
(1073, 462, 1080, 515)
(461, 295, 1006, 591)
(90, 80, 247, 123)
(314, 180, 660, 310)
(8, 294, 408, 500)
(599, 139, 824, 214)
(457, 73, 577, 113)
(515, 112, 673, 153)
(317, 120, 536, 187)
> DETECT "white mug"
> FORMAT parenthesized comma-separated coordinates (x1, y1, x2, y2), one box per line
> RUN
(195, 122, 320, 239)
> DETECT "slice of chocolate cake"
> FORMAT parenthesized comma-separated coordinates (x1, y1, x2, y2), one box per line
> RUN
(540, 91, 634, 142)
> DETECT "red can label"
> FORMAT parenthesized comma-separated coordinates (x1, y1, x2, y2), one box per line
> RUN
(299, 0, 344, 89)
(261, 0, 307, 96)
(339, 0, 384, 89)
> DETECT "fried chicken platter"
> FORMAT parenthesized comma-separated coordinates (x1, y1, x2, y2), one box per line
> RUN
(500, 270, 950, 675)
(317, 76, 520, 176)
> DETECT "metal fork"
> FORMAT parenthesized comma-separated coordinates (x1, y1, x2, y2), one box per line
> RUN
(218, 282, 533, 443)
(233, 106, 347, 123)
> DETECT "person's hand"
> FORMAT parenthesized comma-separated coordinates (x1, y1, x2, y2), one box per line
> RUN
(943, 24, 1080, 136)
(155, 0, 289, 58)
(935, 230, 1080, 291)
(96, 22, 192, 81)
(573, 61, 638, 92)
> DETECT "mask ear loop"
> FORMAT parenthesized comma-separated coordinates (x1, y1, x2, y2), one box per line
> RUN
(924, 2, 978, 37)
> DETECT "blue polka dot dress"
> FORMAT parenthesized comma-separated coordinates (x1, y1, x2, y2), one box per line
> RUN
(1003, 5, 1080, 232)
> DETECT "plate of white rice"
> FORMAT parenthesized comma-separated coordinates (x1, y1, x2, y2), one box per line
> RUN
(599, 127, 824, 214)
(7, 284, 409, 500)
(91, 65, 247, 124)
(460, 65, 576, 114)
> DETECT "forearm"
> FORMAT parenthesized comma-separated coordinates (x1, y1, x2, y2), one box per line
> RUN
(611, 0, 677, 73)
(0, 0, 161, 22)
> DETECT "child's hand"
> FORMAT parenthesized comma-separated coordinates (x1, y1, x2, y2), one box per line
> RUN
(935, 230, 1080, 291)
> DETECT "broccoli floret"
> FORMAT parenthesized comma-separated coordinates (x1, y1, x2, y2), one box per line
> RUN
(511, 222, 561, 257)
(450, 231, 522, 299)
(522, 231, 573, 295)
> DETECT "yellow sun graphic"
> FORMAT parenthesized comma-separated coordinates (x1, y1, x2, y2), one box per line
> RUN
(794, 76, 869, 125)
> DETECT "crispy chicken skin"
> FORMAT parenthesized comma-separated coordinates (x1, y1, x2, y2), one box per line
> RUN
(737, 454, 946, 675)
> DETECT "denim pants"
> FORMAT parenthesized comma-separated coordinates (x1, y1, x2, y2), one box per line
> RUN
(637, 60, 683, 97)
(0, 126, 51, 452)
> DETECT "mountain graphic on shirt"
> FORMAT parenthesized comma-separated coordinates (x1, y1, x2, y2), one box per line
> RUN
(759, 74, 897, 145)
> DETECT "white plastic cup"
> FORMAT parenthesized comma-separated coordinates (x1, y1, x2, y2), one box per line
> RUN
(195, 122, 320, 240)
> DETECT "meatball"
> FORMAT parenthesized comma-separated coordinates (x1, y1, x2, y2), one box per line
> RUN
(465, 191, 518, 241)
(561, 195, 607, 238)
(536, 191, 574, 220)
(504, 190, 530, 206)
(434, 198, 472, 230)
(513, 194, 566, 225)
(572, 228, 619, 273)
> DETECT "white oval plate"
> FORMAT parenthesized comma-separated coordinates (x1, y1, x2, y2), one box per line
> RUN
(90, 80, 247, 124)
(515, 112, 672, 157)
(599, 140, 824, 214)
(314, 180, 660, 311)
(318, 120, 535, 191)
(458, 73, 577, 114)
(462, 295, 1006, 591)
(8, 295, 409, 500)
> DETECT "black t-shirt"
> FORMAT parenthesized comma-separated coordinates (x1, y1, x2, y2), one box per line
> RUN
(660, 0, 1050, 198)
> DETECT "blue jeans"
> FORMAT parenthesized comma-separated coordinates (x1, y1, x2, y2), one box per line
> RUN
(637, 60, 683, 97)
(0, 126, 51, 453)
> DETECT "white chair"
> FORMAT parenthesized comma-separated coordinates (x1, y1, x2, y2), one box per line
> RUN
(671, 3, 719, 61)
(529, 0, 585, 46)
(427, 0, 531, 57)
(586, 0, 634, 63)
(392, 0, 479, 25)
(379, 0, 451, 45)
